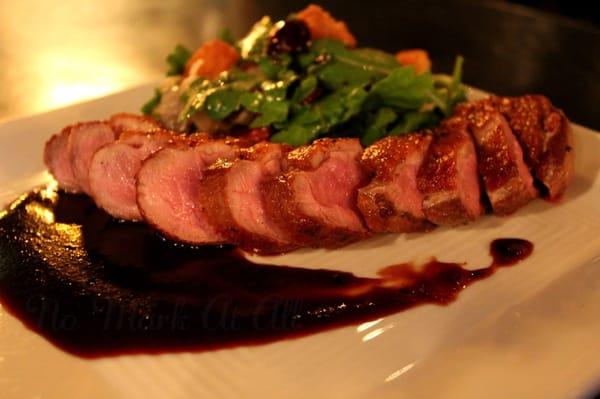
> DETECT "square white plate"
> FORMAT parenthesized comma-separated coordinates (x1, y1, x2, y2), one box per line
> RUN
(1, 85, 599, 399)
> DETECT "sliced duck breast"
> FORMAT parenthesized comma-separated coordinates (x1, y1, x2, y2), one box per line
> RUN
(108, 113, 162, 134)
(199, 142, 298, 254)
(263, 138, 370, 248)
(44, 125, 80, 192)
(223, 127, 271, 148)
(358, 133, 434, 233)
(456, 101, 537, 215)
(44, 114, 159, 193)
(417, 117, 483, 225)
(67, 121, 117, 194)
(490, 95, 574, 199)
(88, 130, 180, 220)
(136, 140, 239, 244)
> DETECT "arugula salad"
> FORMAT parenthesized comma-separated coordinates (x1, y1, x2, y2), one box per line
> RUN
(142, 4, 466, 146)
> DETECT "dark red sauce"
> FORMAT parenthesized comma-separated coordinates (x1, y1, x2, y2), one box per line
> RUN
(0, 188, 533, 358)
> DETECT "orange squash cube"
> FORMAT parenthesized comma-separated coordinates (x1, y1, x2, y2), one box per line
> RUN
(296, 4, 357, 47)
(395, 49, 432, 74)
(185, 39, 240, 79)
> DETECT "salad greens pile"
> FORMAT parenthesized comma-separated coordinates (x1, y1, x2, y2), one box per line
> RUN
(143, 16, 466, 146)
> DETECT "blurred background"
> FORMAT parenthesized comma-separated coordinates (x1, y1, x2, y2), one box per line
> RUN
(0, 0, 598, 128)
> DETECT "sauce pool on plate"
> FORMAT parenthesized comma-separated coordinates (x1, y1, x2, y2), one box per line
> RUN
(0, 187, 533, 357)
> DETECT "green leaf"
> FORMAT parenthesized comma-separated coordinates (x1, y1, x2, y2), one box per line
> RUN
(361, 108, 398, 146)
(367, 67, 434, 111)
(163, 17, 466, 146)
(271, 124, 320, 146)
(389, 110, 440, 135)
(301, 39, 396, 90)
(259, 70, 297, 100)
(319, 86, 368, 126)
(308, 40, 397, 73)
(272, 85, 368, 145)
(166, 45, 192, 76)
(227, 69, 265, 89)
(291, 75, 318, 103)
(430, 56, 466, 116)
(203, 89, 244, 120)
(251, 100, 290, 127)
(316, 61, 374, 90)
(239, 91, 262, 112)
(351, 48, 400, 70)
(141, 88, 162, 116)
(178, 69, 263, 123)
(258, 55, 292, 80)
(449, 55, 464, 99)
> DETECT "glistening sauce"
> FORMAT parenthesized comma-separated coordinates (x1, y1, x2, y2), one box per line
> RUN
(0, 188, 533, 358)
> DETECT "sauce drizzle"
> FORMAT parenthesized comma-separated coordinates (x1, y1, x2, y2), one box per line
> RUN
(0, 189, 533, 357)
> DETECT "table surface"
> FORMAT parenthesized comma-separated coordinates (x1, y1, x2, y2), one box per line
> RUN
(1, 0, 598, 129)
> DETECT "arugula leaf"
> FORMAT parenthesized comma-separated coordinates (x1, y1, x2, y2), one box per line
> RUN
(316, 61, 374, 90)
(239, 92, 262, 112)
(389, 110, 440, 135)
(291, 76, 318, 103)
(350, 48, 400, 71)
(448, 56, 465, 102)
(300, 40, 396, 90)
(361, 108, 398, 146)
(158, 14, 468, 146)
(178, 69, 262, 123)
(246, 70, 296, 126)
(430, 56, 466, 116)
(301, 40, 398, 74)
(141, 88, 162, 116)
(251, 100, 290, 127)
(258, 55, 292, 80)
(203, 89, 244, 120)
(239, 90, 291, 127)
(367, 67, 434, 111)
(166, 45, 192, 76)
(319, 86, 367, 126)
(271, 85, 367, 145)
(259, 69, 297, 98)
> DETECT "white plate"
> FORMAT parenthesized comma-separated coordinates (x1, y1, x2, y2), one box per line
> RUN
(0, 85, 599, 399)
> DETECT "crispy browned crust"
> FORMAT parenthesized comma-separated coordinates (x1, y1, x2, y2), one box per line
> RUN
(455, 101, 537, 215)
(487, 177, 537, 215)
(285, 137, 360, 169)
(358, 134, 435, 232)
(198, 160, 299, 255)
(537, 109, 574, 199)
(263, 138, 370, 248)
(417, 117, 481, 225)
(223, 127, 271, 148)
(241, 141, 293, 161)
(361, 134, 431, 180)
(263, 173, 369, 248)
(357, 189, 435, 232)
(196, 160, 237, 240)
(136, 140, 239, 245)
(491, 95, 574, 199)
(108, 113, 163, 134)
(421, 194, 476, 226)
